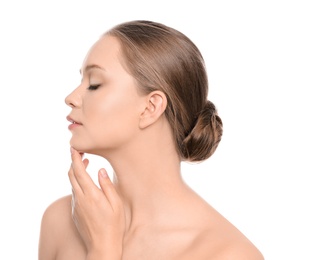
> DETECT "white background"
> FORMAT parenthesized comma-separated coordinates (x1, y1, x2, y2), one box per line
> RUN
(0, 0, 308, 259)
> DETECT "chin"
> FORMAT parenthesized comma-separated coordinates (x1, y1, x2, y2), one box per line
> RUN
(69, 140, 88, 154)
(70, 142, 101, 156)
(69, 137, 113, 158)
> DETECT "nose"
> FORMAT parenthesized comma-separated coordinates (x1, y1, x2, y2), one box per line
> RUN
(65, 87, 82, 108)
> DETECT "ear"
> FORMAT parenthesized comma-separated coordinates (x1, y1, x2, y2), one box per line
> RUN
(139, 91, 167, 129)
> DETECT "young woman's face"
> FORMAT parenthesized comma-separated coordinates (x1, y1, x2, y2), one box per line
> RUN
(65, 35, 144, 155)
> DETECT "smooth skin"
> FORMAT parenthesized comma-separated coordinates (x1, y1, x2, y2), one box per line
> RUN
(38, 35, 264, 259)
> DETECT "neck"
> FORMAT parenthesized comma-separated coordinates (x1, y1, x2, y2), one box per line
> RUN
(100, 123, 189, 231)
(111, 146, 186, 228)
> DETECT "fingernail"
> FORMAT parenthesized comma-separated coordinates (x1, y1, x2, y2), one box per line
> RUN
(99, 169, 108, 178)
(70, 147, 74, 154)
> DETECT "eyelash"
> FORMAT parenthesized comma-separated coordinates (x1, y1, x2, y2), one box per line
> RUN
(88, 84, 101, 90)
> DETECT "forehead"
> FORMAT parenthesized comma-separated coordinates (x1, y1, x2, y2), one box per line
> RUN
(80, 35, 122, 73)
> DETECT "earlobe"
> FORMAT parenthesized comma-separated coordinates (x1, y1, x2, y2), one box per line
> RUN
(139, 91, 167, 129)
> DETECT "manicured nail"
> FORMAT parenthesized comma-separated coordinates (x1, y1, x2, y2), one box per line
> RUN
(99, 169, 108, 178)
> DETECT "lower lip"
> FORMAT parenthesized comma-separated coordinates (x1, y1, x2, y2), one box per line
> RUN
(68, 123, 82, 130)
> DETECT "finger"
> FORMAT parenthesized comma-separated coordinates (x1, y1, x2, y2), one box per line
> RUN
(70, 147, 98, 193)
(69, 159, 89, 195)
(71, 190, 75, 209)
(83, 158, 89, 169)
(98, 169, 121, 209)
(68, 164, 83, 194)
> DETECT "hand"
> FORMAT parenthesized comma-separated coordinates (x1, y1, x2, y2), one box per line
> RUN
(68, 147, 125, 259)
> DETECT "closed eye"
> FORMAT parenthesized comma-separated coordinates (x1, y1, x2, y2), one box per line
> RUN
(88, 84, 101, 90)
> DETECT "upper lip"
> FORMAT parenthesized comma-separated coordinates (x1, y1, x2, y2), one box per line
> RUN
(66, 115, 82, 125)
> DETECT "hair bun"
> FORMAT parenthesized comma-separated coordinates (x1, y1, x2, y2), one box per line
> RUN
(181, 100, 223, 162)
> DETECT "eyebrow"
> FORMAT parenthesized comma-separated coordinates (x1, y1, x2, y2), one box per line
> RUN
(80, 64, 106, 74)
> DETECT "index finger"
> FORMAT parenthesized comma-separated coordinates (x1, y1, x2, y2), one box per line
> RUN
(70, 147, 99, 194)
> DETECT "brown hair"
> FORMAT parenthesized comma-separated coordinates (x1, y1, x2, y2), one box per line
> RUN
(106, 20, 223, 162)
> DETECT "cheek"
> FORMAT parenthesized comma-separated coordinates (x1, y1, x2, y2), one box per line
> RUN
(84, 91, 140, 137)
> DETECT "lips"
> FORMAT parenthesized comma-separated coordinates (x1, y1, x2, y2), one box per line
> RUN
(67, 115, 83, 131)
(66, 115, 82, 125)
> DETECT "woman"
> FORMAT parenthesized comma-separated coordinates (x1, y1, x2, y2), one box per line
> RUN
(39, 20, 263, 259)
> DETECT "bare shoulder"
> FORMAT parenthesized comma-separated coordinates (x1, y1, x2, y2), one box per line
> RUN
(181, 224, 264, 260)
(39, 195, 73, 233)
(177, 192, 264, 259)
(41, 195, 72, 221)
(38, 195, 84, 260)
(215, 241, 264, 259)
(193, 232, 264, 259)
